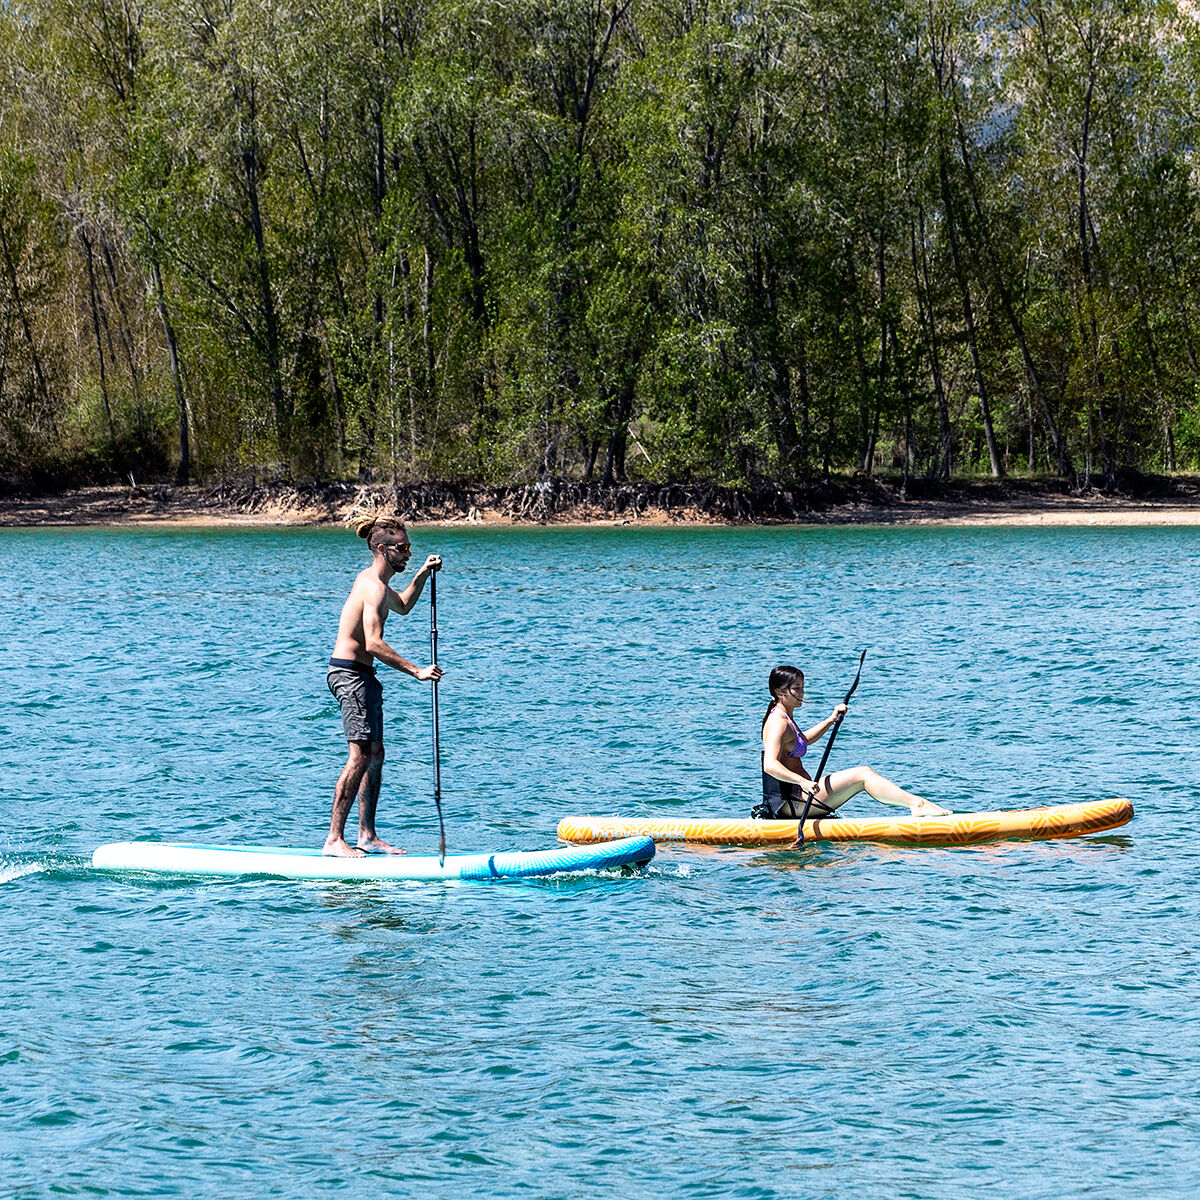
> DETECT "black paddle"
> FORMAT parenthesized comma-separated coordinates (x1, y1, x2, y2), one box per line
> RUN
(430, 568, 446, 866)
(791, 649, 867, 848)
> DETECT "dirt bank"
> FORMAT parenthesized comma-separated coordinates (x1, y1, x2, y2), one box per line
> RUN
(2, 475, 1199, 529)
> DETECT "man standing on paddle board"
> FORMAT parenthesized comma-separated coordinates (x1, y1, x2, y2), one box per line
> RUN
(324, 512, 443, 858)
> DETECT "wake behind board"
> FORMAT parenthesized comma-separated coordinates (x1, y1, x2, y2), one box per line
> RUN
(92, 836, 655, 881)
(557, 798, 1133, 848)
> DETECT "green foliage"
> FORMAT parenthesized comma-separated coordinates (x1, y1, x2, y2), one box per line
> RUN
(2, 0, 1200, 486)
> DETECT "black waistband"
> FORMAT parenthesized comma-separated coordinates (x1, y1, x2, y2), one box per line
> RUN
(329, 657, 375, 674)
(760, 768, 836, 820)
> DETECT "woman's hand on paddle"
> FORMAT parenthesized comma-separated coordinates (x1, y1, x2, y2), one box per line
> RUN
(803, 704, 849, 745)
(416, 664, 444, 682)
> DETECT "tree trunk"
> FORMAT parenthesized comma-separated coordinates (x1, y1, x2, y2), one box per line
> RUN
(796, 333, 811, 477)
(950, 83, 1067, 473)
(912, 208, 952, 478)
(601, 376, 635, 486)
(938, 152, 1002, 477)
(98, 229, 142, 410)
(0, 214, 56, 435)
(422, 244, 434, 405)
(238, 95, 286, 456)
(1075, 71, 1107, 482)
(764, 252, 799, 467)
(81, 228, 119, 461)
(844, 250, 871, 470)
(583, 436, 600, 481)
(153, 261, 189, 486)
(1134, 284, 1173, 471)
(863, 232, 886, 475)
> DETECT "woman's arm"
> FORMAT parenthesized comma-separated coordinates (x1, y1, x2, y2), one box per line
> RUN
(802, 703, 848, 746)
(762, 714, 817, 793)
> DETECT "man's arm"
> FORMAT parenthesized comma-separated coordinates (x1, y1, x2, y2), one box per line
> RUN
(364, 590, 444, 681)
(388, 555, 442, 614)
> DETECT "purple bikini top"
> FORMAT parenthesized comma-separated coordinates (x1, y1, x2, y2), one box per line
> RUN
(783, 712, 808, 760)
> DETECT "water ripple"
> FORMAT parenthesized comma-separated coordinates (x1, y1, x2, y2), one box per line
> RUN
(1, 525, 1198, 1197)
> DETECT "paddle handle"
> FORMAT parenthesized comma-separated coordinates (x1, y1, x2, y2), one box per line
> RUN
(795, 650, 866, 847)
(811, 712, 845, 784)
(430, 570, 445, 865)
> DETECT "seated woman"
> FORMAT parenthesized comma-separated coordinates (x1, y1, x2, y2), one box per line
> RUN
(758, 664, 949, 827)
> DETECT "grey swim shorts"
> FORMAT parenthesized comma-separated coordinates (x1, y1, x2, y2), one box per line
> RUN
(327, 659, 384, 743)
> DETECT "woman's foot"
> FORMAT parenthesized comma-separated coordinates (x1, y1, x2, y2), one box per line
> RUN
(910, 799, 951, 818)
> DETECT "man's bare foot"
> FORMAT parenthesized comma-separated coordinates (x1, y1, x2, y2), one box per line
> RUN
(910, 799, 952, 818)
(323, 836, 366, 858)
(356, 835, 407, 856)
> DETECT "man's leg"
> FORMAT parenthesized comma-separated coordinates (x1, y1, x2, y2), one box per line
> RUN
(356, 742, 405, 854)
(324, 741, 371, 857)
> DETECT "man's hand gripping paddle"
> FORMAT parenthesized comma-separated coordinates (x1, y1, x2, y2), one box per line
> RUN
(790, 649, 867, 849)
(430, 570, 446, 866)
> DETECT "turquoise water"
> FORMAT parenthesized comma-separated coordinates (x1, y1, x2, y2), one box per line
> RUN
(2, 524, 1198, 1198)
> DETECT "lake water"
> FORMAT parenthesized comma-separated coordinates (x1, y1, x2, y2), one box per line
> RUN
(1, 524, 1198, 1198)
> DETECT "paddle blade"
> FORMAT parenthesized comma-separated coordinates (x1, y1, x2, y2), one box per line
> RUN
(436, 794, 446, 867)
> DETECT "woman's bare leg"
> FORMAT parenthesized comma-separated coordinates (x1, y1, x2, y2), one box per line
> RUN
(822, 766, 950, 816)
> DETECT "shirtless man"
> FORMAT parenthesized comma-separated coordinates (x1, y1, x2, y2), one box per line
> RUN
(324, 513, 444, 857)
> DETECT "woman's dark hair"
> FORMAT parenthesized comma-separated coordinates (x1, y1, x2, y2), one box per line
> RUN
(763, 665, 804, 729)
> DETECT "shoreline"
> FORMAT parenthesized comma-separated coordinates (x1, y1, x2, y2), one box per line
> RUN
(2, 482, 1200, 529)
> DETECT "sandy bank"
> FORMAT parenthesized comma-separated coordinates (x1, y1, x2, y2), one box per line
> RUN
(2, 481, 1199, 530)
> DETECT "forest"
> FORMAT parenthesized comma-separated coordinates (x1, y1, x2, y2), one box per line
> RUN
(3, 0, 1200, 493)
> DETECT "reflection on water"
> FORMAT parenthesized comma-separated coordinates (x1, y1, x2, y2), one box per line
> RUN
(1, 524, 1198, 1198)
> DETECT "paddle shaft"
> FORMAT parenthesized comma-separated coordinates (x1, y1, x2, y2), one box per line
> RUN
(794, 649, 867, 845)
(430, 570, 445, 865)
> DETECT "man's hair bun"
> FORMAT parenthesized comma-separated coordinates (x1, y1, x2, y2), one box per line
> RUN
(347, 506, 407, 548)
(350, 509, 379, 539)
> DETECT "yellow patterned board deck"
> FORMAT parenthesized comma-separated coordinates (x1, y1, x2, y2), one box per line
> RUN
(557, 798, 1134, 848)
